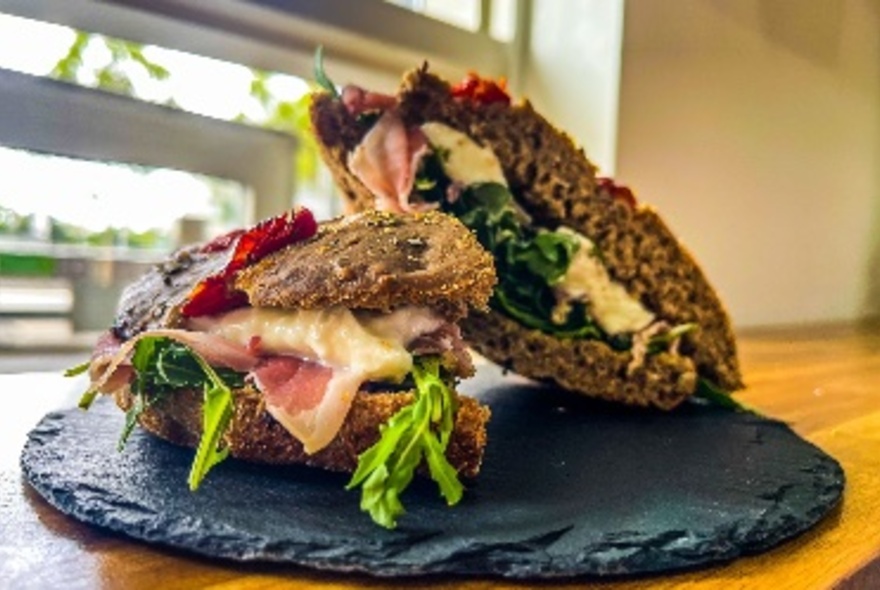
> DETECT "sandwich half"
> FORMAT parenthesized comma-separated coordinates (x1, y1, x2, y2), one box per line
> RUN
(75, 207, 496, 528)
(309, 62, 743, 410)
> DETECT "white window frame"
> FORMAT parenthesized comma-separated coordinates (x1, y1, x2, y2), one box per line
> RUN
(3, 0, 520, 87)
(0, 0, 524, 219)
(0, 68, 294, 223)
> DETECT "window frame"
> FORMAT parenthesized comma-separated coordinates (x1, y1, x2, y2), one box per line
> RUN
(0, 68, 295, 223)
(4, 0, 516, 90)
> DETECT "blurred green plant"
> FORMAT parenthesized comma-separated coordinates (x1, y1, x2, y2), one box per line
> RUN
(236, 71, 319, 189)
(30, 30, 320, 246)
(52, 31, 172, 100)
(52, 31, 319, 187)
(0, 206, 33, 236)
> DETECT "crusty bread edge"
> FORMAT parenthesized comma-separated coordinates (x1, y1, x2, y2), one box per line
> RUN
(462, 310, 698, 410)
(113, 385, 490, 478)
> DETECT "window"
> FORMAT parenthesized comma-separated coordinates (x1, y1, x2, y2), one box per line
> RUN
(0, 0, 522, 353)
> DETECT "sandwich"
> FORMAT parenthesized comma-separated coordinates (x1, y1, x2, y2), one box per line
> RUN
(308, 58, 744, 410)
(72, 207, 496, 528)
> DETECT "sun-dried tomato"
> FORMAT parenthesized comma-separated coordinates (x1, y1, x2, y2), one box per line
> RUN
(227, 208, 318, 274)
(596, 177, 637, 209)
(181, 208, 318, 317)
(180, 275, 249, 318)
(199, 229, 245, 254)
(451, 73, 511, 105)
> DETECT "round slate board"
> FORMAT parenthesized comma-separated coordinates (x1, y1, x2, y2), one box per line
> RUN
(21, 369, 844, 579)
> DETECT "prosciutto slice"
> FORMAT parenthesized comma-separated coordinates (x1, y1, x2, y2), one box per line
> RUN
(252, 357, 358, 454)
(341, 85, 397, 116)
(88, 329, 259, 395)
(347, 109, 429, 213)
(86, 305, 469, 456)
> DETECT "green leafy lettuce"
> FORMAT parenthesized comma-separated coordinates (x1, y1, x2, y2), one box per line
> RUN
(313, 45, 339, 98)
(446, 182, 602, 339)
(78, 337, 246, 490)
(694, 377, 754, 413)
(347, 356, 463, 529)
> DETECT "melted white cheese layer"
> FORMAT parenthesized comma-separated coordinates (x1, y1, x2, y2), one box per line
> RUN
(555, 228, 655, 335)
(420, 122, 507, 186)
(190, 306, 443, 383)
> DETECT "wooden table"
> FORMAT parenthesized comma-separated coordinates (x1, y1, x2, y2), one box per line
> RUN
(2, 321, 879, 589)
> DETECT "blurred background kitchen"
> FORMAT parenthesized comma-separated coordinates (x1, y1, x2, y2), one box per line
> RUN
(0, 0, 877, 372)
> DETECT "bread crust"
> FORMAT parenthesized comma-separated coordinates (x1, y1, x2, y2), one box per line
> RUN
(235, 210, 496, 320)
(114, 384, 490, 478)
(310, 65, 744, 405)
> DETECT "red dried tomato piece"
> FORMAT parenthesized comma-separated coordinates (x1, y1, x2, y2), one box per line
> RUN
(180, 275, 248, 318)
(181, 208, 318, 318)
(597, 177, 637, 209)
(228, 208, 318, 275)
(451, 73, 511, 105)
(200, 229, 245, 254)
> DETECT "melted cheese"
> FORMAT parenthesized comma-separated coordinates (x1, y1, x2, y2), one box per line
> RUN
(188, 306, 445, 453)
(190, 306, 442, 383)
(556, 228, 655, 335)
(421, 122, 507, 186)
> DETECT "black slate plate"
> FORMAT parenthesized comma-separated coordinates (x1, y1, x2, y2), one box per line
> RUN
(21, 368, 844, 579)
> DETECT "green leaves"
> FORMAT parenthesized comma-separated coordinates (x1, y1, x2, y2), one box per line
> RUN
(694, 378, 754, 413)
(109, 337, 243, 487)
(313, 46, 339, 98)
(187, 357, 236, 491)
(646, 323, 698, 355)
(64, 361, 90, 377)
(449, 183, 602, 340)
(348, 357, 463, 529)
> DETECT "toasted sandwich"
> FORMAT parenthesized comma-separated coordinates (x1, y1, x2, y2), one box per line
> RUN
(74, 207, 496, 528)
(309, 62, 743, 410)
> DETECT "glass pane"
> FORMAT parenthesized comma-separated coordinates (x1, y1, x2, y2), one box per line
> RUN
(0, 146, 249, 348)
(0, 12, 329, 217)
(386, 0, 482, 31)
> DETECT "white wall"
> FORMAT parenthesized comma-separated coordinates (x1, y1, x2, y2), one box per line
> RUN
(521, 0, 625, 174)
(614, 0, 880, 328)
(523, 1, 880, 329)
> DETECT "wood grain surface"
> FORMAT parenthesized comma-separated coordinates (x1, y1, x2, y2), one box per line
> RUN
(1, 321, 878, 589)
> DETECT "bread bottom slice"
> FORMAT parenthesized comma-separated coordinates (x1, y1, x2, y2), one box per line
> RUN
(462, 310, 698, 410)
(113, 385, 490, 478)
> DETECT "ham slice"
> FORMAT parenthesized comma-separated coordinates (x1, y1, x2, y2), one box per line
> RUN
(86, 305, 469, 455)
(87, 328, 355, 454)
(341, 85, 397, 116)
(252, 357, 358, 453)
(347, 110, 430, 213)
(88, 329, 259, 395)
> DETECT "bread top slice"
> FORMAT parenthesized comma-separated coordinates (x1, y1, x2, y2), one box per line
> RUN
(113, 209, 495, 339)
(310, 65, 743, 394)
(235, 209, 495, 320)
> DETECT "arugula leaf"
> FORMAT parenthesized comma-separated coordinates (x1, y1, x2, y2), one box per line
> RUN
(104, 336, 244, 486)
(66, 360, 100, 409)
(449, 182, 603, 340)
(646, 323, 698, 355)
(78, 388, 100, 410)
(187, 356, 235, 491)
(348, 356, 463, 529)
(313, 45, 339, 99)
(64, 361, 90, 377)
(694, 378, 755, 414)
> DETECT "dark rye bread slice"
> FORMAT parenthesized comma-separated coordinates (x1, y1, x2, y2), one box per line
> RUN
(114, 209, 495, 340)
(235, 209, 496, 322)
(310, 65, 743, 408)
(114, 384, 490, 478)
